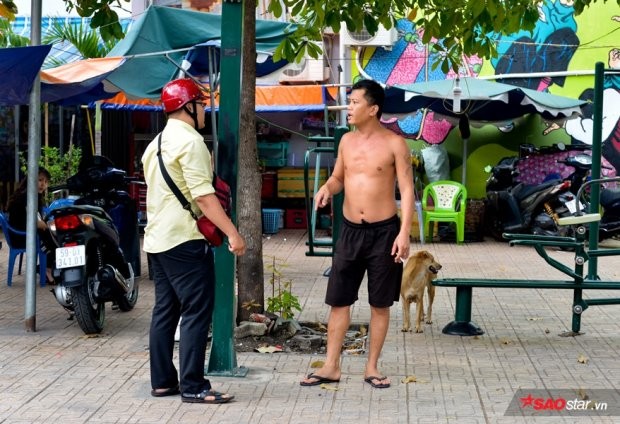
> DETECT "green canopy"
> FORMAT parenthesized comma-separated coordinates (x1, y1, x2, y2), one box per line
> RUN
(106, 6, 292, 99)
(387, 77, 586, 122)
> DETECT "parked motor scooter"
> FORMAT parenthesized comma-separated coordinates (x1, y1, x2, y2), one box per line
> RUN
(486, 173, 572, 240)
(46, 156, 142, 334)
(484, 145, 587, 240)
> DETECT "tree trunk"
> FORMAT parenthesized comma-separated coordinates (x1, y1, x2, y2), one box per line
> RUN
(236, 0, 264, 323)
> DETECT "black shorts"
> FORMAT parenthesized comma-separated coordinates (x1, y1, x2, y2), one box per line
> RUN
(325, 215, 403, 308)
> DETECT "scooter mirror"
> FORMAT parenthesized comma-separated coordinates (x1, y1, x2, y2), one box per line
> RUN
(484, 165, 492, 173)
(573, 154, 592, 165)
(557, 142, 566, 151)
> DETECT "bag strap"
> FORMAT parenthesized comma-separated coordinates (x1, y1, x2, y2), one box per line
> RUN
(156, 133, 199, 221)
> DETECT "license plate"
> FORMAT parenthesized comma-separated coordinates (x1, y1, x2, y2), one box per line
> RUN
(56, 245, 86, 269)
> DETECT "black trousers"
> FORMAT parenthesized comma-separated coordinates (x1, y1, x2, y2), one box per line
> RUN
(148, 239, 215, 394)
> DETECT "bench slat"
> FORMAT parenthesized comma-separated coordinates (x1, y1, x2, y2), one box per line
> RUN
(433, 278, 620, 289)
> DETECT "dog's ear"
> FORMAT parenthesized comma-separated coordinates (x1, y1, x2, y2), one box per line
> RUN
(420, 250, 431, 259)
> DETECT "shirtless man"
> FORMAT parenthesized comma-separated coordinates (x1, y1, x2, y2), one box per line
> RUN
(300, 79, 414, 389)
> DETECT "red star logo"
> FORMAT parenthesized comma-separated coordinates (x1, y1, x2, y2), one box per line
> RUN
(520, 394, 535, 408)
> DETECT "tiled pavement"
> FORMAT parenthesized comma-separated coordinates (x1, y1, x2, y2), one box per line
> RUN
(1, 230, 620, 423)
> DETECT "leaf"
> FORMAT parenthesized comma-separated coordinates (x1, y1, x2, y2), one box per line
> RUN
(0, 3, 16, 20)
(310, 360, 325, 368)
(269, 0, 283, 18)
(401, 375, 417, 383)
(320, 383, 339, 391)
(80, 334, 100, 339)
(255, 345, 283, 353)
(401, 375, 429, 384)
(527, 317, 543, 321)
(500, 338, 513, 345)
(577, 354, 589, 364)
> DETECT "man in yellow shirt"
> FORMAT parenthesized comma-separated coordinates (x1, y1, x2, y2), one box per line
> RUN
(141, 78, 245, 404)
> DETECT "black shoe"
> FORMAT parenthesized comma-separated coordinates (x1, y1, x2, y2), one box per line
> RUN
(151, 385, 180, 397)
(181, 389, 234, 404)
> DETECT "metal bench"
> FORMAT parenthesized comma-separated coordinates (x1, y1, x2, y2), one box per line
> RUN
(433, 212, 620, 336)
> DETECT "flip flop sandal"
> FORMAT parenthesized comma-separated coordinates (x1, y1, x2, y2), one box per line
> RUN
(364, 376, 391, 389)
(300, 373, 340, 386)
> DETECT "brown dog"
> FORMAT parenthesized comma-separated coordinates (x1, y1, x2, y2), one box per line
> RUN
(400, 250, 442, 333)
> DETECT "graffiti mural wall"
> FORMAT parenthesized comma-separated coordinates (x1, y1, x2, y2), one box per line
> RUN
(356, 0, 620, 197)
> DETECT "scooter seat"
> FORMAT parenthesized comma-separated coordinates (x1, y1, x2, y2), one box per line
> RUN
(600, 188, 620, 208)
(513, 179, 561, 201)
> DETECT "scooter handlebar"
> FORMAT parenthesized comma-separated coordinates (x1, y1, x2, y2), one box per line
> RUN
(49, 184, 68, 192)
(124, 176, 145, 185)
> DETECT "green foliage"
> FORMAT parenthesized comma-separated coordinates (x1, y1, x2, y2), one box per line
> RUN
(20, 146, 82, 202)
(42, 18, 117, 63)
(7, 0, 616, 70)
(62, 0, 128, 42)
(0, 17, 29, 47)
(265, 256, 302, 320)
(269, 0, 618, 72)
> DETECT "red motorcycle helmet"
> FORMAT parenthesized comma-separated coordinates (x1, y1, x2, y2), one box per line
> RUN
(161, 78, 205, 113)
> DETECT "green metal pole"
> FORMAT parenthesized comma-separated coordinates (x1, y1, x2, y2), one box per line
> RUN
(587, 62, 604, 280)
(441, 286, 484, 336)
(571, 227, 586, 334)
(331, 126, 348, 247)
(571, 289, 583, 334)
(453, 287, 473, 322)
(207, 0, 247, 377)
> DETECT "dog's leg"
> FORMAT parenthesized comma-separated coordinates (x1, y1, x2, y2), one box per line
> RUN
(415, 296, 424, 333)
(401, 296, 411, 332)
(426, 283, 435, 324)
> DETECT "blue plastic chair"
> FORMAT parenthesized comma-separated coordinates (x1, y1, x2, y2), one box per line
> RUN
(0, 212, 47, 287)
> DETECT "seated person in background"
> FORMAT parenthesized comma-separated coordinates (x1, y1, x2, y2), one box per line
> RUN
(7, 167, 58, 284)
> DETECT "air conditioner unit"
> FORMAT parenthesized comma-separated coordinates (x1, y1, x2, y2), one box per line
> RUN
(341, 24, 398, 49)
(279, 43, 330, 84)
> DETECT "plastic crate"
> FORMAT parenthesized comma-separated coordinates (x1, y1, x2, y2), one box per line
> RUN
(258, 142, 288, 168)
(261, 171, 277, 199)
(285, 208, 307, 229)
(262, 208, 282, 234)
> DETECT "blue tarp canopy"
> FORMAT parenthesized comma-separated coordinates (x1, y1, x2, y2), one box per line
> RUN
(184, 40, 288, 78)
(1, 7, 295, 107)
(0, 45, 51, 106)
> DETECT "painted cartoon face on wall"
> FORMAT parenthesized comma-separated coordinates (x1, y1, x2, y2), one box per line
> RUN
(610, 48, 620, 69)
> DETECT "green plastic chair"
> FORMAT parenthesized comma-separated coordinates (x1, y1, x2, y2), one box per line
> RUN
(422, 180, 467, 243)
